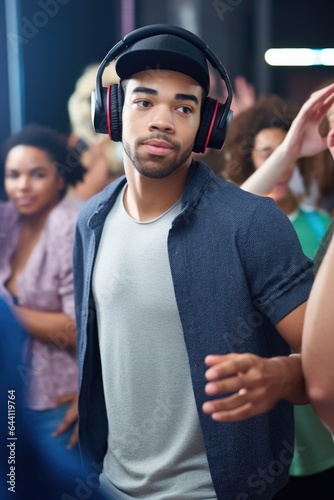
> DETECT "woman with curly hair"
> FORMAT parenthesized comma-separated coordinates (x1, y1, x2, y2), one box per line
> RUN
(0, 123, 85, 474)
(223, 93, 332, 257)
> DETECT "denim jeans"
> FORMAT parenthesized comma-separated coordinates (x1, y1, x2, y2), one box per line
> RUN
(24, 403, 81, 476)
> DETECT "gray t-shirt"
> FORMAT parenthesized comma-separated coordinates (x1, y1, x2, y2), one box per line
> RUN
(92, 186, 216, 499)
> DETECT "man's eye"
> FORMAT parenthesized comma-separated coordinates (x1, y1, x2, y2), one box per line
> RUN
(136, 100, 151, 108)
(177, 106, 192, 114)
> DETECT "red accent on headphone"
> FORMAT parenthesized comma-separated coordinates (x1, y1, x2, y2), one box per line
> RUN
(106, 85, 112, 140)
(202, 100, 219, 154)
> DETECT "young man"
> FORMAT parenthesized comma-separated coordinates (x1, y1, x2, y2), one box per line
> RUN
(73, 26, 313, 499)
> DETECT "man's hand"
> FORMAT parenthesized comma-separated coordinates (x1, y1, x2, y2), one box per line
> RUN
(52, 392, 78, 449)
(202, 353, 306, 422)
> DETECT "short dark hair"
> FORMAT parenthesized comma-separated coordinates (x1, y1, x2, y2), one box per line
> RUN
(2, 123, 86, 189)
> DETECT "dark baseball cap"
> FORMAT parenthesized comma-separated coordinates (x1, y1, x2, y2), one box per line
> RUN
(115, 34, 210, 94)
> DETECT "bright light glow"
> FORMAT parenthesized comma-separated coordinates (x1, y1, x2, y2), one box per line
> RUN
(265, 48, 334, 66)
(320, 49, 334, 66)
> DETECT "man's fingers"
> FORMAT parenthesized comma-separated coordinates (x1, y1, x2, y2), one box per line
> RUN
(203, 391, 248, 413)
(205, 354, 257, 381)
(205, 353, 239, 366)
(205, 373, 249, 395)
(209, 403, 265, 422)
(203, 391, 272, 422)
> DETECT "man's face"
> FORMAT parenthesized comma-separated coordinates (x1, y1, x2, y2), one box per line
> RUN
(121, 69, 202, 179)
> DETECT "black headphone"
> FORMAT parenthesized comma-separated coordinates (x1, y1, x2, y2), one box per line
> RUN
(91, 24, 233, 154)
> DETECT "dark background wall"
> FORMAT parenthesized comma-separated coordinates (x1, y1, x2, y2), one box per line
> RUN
(1, 0, 334, 148)
(2, 0, 120, 143)
(1, 0, 11, 147)
(270, 0, 334, 101)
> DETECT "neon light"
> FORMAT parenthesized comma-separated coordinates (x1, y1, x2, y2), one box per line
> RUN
(264, 48, 334, 66)
(320, 49, 334, 66)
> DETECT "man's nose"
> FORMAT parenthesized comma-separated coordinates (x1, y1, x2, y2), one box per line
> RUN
(148, 106, 175, 133)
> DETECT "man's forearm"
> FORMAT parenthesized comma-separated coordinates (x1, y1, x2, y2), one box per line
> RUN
(271, 353, 308, 405)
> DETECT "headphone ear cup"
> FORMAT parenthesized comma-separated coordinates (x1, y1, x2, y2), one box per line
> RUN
(193, 97, 232, 154)
(193, 97, 219, 154)
(91, 85, 123, 141)
(208, 106, 233, 151)
(91, 88, 109, 135)
(109, 84, 123, 142)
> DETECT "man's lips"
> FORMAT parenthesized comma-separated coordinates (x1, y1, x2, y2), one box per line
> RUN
(142, 140, 173, 156)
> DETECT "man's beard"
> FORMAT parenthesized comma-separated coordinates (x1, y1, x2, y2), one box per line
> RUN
(123, 134, 193, 179)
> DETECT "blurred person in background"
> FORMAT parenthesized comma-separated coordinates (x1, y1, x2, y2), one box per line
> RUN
(0, 296, 107, 500)
(302, 127, 334, 438)
(0, 123, 85, 475)
(223, 93, 332, 257)
(66, 61, 124, 207)
(222, 86, 334, 498)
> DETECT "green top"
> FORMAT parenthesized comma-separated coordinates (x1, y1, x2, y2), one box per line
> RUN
(289, 206, 332, 259)
(313, 216, 334, 275)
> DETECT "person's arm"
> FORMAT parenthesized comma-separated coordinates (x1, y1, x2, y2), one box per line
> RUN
(14, 307, 76, 350)
(241, 82, 334, 195)
(202, 301, 307, 422)
(302, 231, 334, 435)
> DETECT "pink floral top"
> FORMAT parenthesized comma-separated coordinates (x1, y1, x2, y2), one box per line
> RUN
(0, 197, 79, 409)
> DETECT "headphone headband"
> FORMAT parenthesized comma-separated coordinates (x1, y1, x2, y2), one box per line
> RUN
(123, 24, 208, 52)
